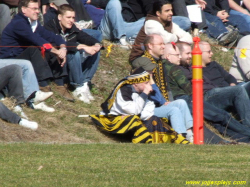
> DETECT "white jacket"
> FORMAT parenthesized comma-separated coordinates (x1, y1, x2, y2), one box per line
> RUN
(145, 20, 193, 44)
(101, 85, 155, 121)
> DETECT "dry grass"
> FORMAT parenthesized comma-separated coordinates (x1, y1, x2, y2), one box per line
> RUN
(0, 37, 236, 143)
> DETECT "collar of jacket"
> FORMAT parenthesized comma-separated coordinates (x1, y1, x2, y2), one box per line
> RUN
(16, 12, 32, 25)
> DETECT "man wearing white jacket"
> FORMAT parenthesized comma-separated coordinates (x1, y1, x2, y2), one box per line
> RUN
(229, 35, 250, 97)
(129, 0, 193, 63)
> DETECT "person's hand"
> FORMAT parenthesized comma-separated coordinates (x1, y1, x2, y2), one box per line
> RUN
(77, 44, 99, 55)
(195, 0, 206, 9)
(86, 0, 91, 4)
(143, 83, 153, 95)
(230, 83, 236, 86)
(217, 10, 229, 22)
(57, 56, 66, 67)
(164, 102, 170, 105)
(93, 43, 102, 51)
(149, 74, 155, 85)
(57, 48, 67, 59)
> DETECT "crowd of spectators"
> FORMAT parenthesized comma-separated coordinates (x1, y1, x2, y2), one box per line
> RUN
(1, 0, 250, 144)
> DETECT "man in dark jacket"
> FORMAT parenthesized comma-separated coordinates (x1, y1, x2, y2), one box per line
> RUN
(0, 0, 74, 101)
(45, 4, 102, 104)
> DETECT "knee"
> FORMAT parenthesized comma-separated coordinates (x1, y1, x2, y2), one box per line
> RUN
(236, 86, 248, 96)
(7, 64, 22, 75)
(19, 60, 34, 70)
(175, 99, 188, 107)
(106, 0, 121, 11)
(168, 107, 181, 116)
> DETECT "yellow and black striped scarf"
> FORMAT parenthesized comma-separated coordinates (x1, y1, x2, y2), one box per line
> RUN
(142, 51, 169, 101)
(101, 70, 150, 114)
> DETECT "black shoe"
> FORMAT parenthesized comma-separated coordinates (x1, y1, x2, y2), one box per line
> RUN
(218, 30, 239, 46)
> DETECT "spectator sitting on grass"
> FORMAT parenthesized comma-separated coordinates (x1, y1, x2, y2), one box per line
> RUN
(90, 67, 191, 144)
(44, 4, 102, 104)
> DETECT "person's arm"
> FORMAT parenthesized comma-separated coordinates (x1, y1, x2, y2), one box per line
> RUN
(149, 84, 167, 106)
(228, 0, 250, 14)
(215, 62, 238, 85)
(145, 20, 178, 43)
(171, 23, 193, 44)
(76, 44, 101, 56)
(195, 0, 207, 9)
(243, 0, 250, 11)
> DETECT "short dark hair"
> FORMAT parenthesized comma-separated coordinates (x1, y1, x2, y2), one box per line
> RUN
(176, 42, 191, 53)
(58, 4, 74, 15)
(152, 0, 172, 16)
(18, 0, 38, 13)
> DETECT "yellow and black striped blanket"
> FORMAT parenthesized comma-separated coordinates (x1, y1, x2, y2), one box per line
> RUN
(90, 115, 191, 144)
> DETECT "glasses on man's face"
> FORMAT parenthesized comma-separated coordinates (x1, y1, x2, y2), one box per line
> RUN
(26, 7, 40, 11)
(202, 50, 212, 54)
(169, 53, 180, 57)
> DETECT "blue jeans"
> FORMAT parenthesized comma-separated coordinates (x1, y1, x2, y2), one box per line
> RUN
(204, 86, 250, 127)
(172, 16, 191, 31)
(0, 59, 39, 100)
(176, 94, 250, 138)
(66, 51, 100, 86)
(83, 29, 102, 42)
(229, 10, 250, 35)
(238, 81, 250, 98)
(154, 99, 193, 134)
(205, 11, 250, 38)
(98, 0, 145, 40)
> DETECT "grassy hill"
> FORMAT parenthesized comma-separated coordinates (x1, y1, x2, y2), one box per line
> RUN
(0, 38, 235, 143)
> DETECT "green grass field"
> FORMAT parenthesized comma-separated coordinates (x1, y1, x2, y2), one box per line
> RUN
(1, 143, 250, 187)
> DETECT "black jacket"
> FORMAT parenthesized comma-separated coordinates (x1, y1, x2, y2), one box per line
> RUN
(44, 17, 99, 53)
(203, 61, 237, 87)
(204, 0, 230, 15)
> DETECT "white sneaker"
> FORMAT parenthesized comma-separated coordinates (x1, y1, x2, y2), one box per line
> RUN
(83, 82, 95, 101)
(33, 91, 53, 103)
(13, 105, 28, 119)
(72, 86, 91, 104)
(186, 129, 193, 143)
(115, 36, 131, 50)
(19, 118, 38, 130)
(32, 102, 55, 112)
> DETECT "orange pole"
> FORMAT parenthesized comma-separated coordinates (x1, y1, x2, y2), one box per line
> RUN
(192, 37, 204, 144)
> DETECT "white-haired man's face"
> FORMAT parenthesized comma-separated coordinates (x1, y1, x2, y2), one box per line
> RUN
(163, 44, 181, 65)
